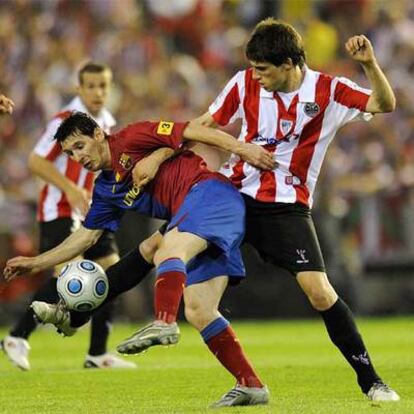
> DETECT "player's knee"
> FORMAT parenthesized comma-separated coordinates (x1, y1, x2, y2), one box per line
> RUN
(307, 285, 337, 311)
(298, 272, 338, 311)
(139, 237, 159, 263)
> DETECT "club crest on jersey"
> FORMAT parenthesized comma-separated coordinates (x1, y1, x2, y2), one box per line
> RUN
(119, 153, 132, 170)
(285, 175, 301, 185)
(304, 102, 320, 117)
(280, 119, 293, 136)
(157, 121, 174, 135)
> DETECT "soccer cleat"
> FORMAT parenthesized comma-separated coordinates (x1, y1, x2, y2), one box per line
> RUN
(210, 384, 270, 408)
(116, 321, 180, 355)
(0, 335, 31, 371)
(31, 301, 77, 337)
(84, 353, 137, 369)
(367, 382, 400, 401)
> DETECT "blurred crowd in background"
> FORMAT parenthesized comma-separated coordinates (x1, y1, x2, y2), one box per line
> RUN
(0, 0, 413, 317)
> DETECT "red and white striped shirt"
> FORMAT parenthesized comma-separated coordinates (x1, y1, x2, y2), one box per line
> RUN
(209, 67, 372, 208)
(34, 97, 116, 222)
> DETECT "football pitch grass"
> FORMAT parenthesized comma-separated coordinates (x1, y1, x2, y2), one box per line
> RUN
(0, 317, 412, 414)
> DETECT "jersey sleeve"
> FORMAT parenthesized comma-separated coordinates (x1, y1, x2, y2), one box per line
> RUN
(32, 117, 63, 161)
(331, 76, 372, 125)
(83, 193, 125, 233)
(209, 71, 244, 126)
(125, 121, 188, 153)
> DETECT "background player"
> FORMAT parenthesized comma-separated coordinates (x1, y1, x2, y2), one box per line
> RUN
(0, 63, 135, 370)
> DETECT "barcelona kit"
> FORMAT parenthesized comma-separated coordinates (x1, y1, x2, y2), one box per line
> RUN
(84, 121, 245, 284)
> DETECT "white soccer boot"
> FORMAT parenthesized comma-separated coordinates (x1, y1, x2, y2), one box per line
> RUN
(210, 384, 270, 408)
(1, 335, 31, 371)
(367, 382, 400, 401)
(84, 353, 137, 369)
(31, 301, 77, 337)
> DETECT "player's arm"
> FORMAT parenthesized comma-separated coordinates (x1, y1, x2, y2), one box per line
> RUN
(4, 226, 103, 281)
(183, 121, 276, 170)
(192, 111, 217, 128)
(29, 152, 91, 216)
(346, 35, 396, 113)
(132, 147, 176, 188)
(0, 94, 14, 114)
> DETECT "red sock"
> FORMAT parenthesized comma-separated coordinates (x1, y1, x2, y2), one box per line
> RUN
(206, 325, 263, 388)
(154, 258, 186, 324)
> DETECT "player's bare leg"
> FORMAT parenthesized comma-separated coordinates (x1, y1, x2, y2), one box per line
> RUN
(117, 228, 207, 355)
(184, 276, 269, 407)
(297, 271, 399, 401)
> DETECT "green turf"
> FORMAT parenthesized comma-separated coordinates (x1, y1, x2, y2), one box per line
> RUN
(0, 318, 412, 413)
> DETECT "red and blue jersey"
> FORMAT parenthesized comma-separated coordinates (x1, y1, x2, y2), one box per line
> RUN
(84, 120, 227, 232)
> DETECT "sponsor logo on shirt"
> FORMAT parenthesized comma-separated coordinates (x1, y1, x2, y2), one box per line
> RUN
(251, 133, 299, 147)
(119, 153, 132, 170)
(157, 121, 174, 135)
(123, 183, 141, 206)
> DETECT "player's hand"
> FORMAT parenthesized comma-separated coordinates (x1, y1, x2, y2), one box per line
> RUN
(132, 157, 160, 188)
(0, 94, 14, 115)
(345, 35, 376, 64)
(237, 143, 277, 170)
(66, 186, 91, 217)
(3, 256, 40, 281)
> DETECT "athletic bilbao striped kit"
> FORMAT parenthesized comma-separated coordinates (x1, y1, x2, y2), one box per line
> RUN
(33, 97, 116, 222)
(209, 66, 371, 208)
(209, 66, 372, 274)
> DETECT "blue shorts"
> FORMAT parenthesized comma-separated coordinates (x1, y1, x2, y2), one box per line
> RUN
(167, 179, 246, 285)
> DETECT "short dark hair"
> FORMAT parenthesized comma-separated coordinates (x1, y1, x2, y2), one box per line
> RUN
(246, 18, 306, 68)
(78, 62, 112, 85)
(54, 111, 99, 143)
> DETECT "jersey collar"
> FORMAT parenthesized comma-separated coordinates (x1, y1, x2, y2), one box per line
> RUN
(259, 65, 318, 103)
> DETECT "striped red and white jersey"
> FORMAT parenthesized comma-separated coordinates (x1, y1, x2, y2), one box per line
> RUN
(209, 67, 372, 208)
(34, 97, 116, 222)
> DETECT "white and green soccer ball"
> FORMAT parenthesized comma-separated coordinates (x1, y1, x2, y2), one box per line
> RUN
(57, 259, 108, 311)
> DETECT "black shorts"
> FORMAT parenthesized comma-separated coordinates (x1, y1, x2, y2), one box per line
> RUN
(242, 194, 325, 275)
(39, 218, 118, 260)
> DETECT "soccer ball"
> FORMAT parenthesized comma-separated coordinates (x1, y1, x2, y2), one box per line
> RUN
(57, 259, 108, 311)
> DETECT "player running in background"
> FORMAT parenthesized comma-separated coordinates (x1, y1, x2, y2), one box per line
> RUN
(0, 94, 14, 114)
(4, 112, 275, 407)
(190, 19, 398, 402)
(1, 63, 135, 370)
